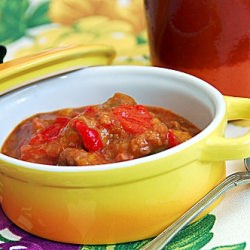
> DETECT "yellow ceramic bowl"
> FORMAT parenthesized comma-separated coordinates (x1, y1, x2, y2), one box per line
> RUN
(0, 66, 250, 244)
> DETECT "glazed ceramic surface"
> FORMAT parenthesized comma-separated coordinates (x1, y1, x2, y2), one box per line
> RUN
(0, 44, 115, 95)
(0, 66, 249, 244)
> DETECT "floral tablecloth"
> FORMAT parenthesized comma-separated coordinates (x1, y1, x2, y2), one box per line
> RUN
(0, 1, 250, 249)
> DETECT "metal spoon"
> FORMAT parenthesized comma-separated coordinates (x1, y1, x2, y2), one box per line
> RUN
(141, 158, 250, 250)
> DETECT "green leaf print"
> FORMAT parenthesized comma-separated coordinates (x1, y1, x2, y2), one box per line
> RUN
(80, 246, 108, 250)
(0, 231, 17, 243)
(211, 243, 246, 250)
(79, 215, 215, 250)
(80, 239, 151, 250)
(0, 0, 51, 44)
(114, 239, 151, 250)
(136, 34, 147, 45)
(163, 214, 215, 250)
(0, 0, 28, 44)
(79, 214, 246, 250)
(26, 1, 51, 28)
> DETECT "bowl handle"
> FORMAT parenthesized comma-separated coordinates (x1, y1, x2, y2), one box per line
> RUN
(0, 45, 115, 95)
(201, 96, 250, 161)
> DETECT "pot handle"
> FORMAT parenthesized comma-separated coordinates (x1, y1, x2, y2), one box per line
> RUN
(201, 96, 250, 161)
(0, 44, 115, 95)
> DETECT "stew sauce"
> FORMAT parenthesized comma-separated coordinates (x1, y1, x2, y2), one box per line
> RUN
(1, 93, 200, 166)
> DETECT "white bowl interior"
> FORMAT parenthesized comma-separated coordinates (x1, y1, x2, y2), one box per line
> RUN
(0, 66, 223, 149)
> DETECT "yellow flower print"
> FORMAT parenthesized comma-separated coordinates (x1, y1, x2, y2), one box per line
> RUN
(49, 0, 146, 34)
(113, 0, 146, 34)
(75, 16, 133, 34)
(34, 26, 73, 47)
(14, 12, 150, 65)
(49, 0, 120, 25)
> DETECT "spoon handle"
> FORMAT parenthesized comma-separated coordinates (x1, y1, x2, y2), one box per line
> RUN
(141, 172, 250, 250)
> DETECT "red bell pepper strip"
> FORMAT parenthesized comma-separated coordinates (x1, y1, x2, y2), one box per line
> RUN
(112, 104, 153, 134)
(167, 130, 179, 148)
(73, 120, 103, 152)
(30, 117, 70, 145)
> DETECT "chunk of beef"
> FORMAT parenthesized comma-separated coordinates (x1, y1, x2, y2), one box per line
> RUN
(104, 116, 169, 162)
(58, 148, 107, 166)
(102, 92, 137, 109)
